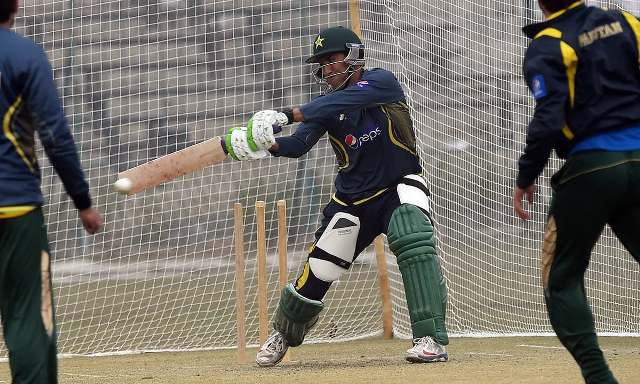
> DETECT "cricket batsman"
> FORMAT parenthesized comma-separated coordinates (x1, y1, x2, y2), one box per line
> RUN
(224, 26, 450, 366)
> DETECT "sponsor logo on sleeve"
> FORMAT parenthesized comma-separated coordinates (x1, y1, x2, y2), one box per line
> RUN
(531, 74, 547, 100)
(356, 80, 369, 88)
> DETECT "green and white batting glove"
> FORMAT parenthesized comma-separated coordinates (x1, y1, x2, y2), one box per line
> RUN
(246, 110, 289, 150)
(224, 127, 270, 161)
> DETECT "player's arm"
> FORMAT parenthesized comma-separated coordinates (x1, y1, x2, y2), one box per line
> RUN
(517, 37, 570, 188)
(514, 37, 570, 220)
(249, 70, 404, 129)
(24, 46, 102, 232)
(299, 70, 404, 123)
(269, 121, 326, 158)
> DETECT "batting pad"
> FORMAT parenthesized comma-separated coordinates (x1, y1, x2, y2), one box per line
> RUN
(273, 283, 324, 347)
(387, 204, 449, 345)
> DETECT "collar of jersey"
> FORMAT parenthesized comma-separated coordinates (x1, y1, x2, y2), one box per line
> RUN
(522, 1, 585, 38)
(547, 1, 584, 21)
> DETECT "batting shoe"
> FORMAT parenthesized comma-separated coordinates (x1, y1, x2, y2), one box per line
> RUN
(256, 332, 289, 367)
(405, 336, 449, 363)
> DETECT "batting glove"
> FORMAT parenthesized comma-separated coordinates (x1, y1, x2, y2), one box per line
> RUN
(247, 110, 288, 150)
(224, 127, 270, 161)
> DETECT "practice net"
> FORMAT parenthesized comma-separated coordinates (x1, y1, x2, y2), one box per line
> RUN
(2, 0, 638, 357)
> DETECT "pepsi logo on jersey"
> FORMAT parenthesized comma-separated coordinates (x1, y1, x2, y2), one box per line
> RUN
(344, 126, 382, 149)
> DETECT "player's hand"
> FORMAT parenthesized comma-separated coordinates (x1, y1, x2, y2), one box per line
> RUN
(79, 207, 103, 234)
(513, 184, 536, 221)
(247, 110, 288, 150)
(224, 127, 270, 161)
(251, 110, 289, 128)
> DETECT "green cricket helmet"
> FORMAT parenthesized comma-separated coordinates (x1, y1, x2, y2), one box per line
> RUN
(306, 26, 365, 65)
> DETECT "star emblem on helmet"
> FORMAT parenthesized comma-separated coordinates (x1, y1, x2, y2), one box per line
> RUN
(315, 35, 325, 49)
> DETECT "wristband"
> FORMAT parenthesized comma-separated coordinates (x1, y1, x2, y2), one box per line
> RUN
(279, 108, 294, 124)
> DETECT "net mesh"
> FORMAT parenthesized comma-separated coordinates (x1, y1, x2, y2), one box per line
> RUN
(1, 0, 638, 357)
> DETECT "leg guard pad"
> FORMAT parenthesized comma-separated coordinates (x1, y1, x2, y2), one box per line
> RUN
(388, 204, 449, 345)
(273, 283, 324, 347)
(309, 212, 360, 282)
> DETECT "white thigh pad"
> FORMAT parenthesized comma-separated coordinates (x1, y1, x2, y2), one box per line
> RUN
(309, 212, 360, 282)
(397, 174, 431, 213)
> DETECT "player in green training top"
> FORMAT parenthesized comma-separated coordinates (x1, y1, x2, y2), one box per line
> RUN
(224, 26, 450, 366)
(0, 2, 103, 382)
(515, 1, 640, 383)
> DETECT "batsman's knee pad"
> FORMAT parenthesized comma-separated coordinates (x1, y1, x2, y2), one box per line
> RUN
(397, 174, 431, 214)
(274, 283, 324, 347)
(388, 204, 449, 345)
(308, 212, 360, 282)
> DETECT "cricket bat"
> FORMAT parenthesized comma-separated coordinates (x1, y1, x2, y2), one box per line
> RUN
(114, 137, 228, 195)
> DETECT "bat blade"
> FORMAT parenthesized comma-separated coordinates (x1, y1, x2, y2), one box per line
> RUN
(117, 136, 227, 195)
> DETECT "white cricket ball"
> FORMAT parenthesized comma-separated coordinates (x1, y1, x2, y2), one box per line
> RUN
(113, 178, 133, 194)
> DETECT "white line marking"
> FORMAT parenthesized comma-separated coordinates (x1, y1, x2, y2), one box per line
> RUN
(517, 344, 564, 350)
(60, 373, 109, 378)
(466, 352, 513, 357)
(518, 344, 610, 352)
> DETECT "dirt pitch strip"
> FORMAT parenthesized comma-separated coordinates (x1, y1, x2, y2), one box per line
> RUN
(1, 336, 638, 383)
